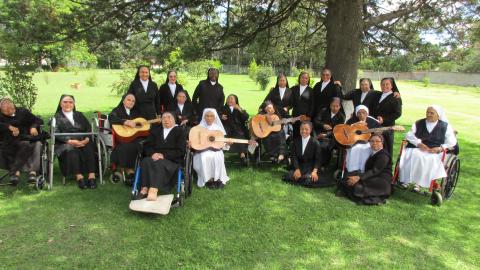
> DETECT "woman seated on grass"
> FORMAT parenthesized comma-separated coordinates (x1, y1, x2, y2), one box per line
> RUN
(344, 105, 380, 173)
(137, 112, 186, 201)
(192, 108, 230, 189)
(54, 94, 97, 189)
(398, 105, 457, 192)
(256, 101, 286, 164)
(109, 93, 142, 185)
(283, 121, 322, 187)
(336, 133, 392, 205)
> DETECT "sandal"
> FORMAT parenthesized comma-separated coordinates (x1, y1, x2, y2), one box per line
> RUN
(9, 175, 20, 186)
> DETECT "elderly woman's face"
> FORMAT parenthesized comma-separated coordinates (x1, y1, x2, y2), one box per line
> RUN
(61, 96, 75, 112)
(265, 104, 275, 115)
(227, 95, 237, 106)
(162, 113, 175, 128)
(321, 70, 331, 81)
(177, 92, 186, 104)
(139, 67, 150, 81)
(168, 72, 177, 84)
(330, 101, 340, 113)
(426, 107, 439, 122)
(300, 124, 311, 138)
(369, 136, 383, 151)
(381, 79, 392, 93)
(357, 109, 368, 121)
(123, 94, 136, 109)
(360, 80, 370, 92)
(0, 102, 15, 116)
(205, 111, 215, 125)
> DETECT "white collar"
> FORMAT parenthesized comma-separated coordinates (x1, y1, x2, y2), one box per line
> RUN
(331, 112, 337, 118)
(302, 135, 310, 142)
(372, 149, 381, 156)
(124, 106, 131, 115)
(168, 82, 176, 87)
(299, 84, 307, 90)
(210, 81, 216, 85)
(62, 110, 74, 124)
(229, 105, 234, 112)
(320, 80, 330, 91)
(163, 126, 174, 138)
(140, 79, 149, 91)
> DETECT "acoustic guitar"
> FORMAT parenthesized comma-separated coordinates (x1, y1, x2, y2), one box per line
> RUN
(333, 123, 405, 147)
(189, 126, 254, 151)
(250, 114, 310, 138)
(112, 117, 161, 143)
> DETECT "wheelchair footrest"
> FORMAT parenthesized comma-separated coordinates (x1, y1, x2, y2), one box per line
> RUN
(129, 194, 174, 215)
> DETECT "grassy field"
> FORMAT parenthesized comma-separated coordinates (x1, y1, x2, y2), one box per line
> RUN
(0, 70, 479, 269)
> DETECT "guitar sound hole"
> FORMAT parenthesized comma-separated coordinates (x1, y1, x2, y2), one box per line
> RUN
(208, 136, 215, 142)
(135, 123, 142, 128)
(355, 130, 362, 135)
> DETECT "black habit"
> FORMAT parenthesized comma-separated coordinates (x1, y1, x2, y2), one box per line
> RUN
(54, 111, 96, 176)
(167, 101, 197, 129)
(157, 83, 191, 113)
(260, 87, 292, 118)
(192, 80, 225, 117)
(311, 80, 343, 117)
(372, 93, 402, 155)
(0, 108, 43, 173)
(220, 105, 250, 154)
(258, 112, 286, 158)
(338, 148, 392, 205)
(313, 108, 346, 167)
(140, 125, 186, 192)
(290, 85, 314, 138)
(127, 79, 160, 120)
(109, 105, 142, 168)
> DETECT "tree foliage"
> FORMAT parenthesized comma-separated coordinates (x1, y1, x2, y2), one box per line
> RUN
(0, 65, 38, 110)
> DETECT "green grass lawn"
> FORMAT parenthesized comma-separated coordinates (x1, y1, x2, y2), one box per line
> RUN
(1, 70, 479, 269)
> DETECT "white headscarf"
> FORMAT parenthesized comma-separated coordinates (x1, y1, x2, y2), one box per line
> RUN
(199, 108, 226, 135)
(355, 105, 369, 115)
(428, 104, 448, 123)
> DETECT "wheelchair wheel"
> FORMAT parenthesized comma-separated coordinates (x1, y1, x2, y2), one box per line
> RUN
(110, 171, 124, 184)
(333, 169, 342, 181)
(431, 190, 443, 206)
(184, 149, 194, 196)
(441, 156, 460, 200)
(97, 136, 109, 177)
(34, 175, 46, 190)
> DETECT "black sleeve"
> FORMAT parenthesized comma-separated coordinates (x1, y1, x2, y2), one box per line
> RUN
(343, 90, 355, 100)
(77, 112, 92, 140)
(127, 81, 136, 95)
(382, 98, 402, 125)
(217, 87, 225, 112)
(54, 116, 69, 143)
(108, 108, 125, 125)
(239, 109, 249, 123)
(260, 88, 274, 111)
(163, 127, 186, 162)
(360, 153, 389, 183)
(314, 141, 322, 170)
(143, 131, 157, 157)
(192, 83, 201, 113)
(291, 141, 300, 170)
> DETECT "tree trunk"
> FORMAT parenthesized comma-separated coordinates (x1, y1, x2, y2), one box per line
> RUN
(325, 0, 363, 92)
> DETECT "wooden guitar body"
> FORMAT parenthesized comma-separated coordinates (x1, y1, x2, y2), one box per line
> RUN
(333, 123, 371, 146)
(112, 117, 153, 143)
(189, 126, 226, 150)
(249, 114, 282, 138)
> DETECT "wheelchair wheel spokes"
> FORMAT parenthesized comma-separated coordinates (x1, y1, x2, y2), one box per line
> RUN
(443, 158, 460, 200)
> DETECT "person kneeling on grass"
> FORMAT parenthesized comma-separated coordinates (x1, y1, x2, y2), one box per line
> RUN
(283, 121, 322, 187)
(137, 112, 186, 201)
(336, 134, 392, 205)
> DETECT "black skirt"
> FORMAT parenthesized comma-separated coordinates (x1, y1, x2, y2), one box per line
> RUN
(262, 130, 286, 157)
(56, 142, 96, 176)
(140, 157, 180, 192)
(2, 140, 42, 172)
(110, 139, 141, 168)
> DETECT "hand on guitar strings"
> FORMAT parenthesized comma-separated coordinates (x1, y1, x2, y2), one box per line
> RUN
(124, 120, 137, 128)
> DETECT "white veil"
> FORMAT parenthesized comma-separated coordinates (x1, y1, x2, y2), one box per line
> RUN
(199, 108, 226, 135)
(428, 104, 448, 123)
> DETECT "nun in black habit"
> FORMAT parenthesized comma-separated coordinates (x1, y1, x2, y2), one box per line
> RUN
(54, 95, 97, 189)
(126, 65, 160, 120)
(109, 93, 142, 183)
(290, 71, 314, 138)
(192, 68, 225, 117)
(158, 70, 191, 113)
(220, 94, 250, 163)
(257, 101, 286, 163)
(0, 98, 44, 185)
(259, 73, 292, 118)
(337, 134, 392, 205)
(167, 90, 196, 134)
(137, 112, 186, 201)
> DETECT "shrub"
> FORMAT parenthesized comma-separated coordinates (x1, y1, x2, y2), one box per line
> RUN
(255, 65, 274, 91)
(111, 68, 135, 96)
(186, 59, 222, 79)
(0, 65, 38, 110)
(422, 76, 430, 87)
(85, 71, 98, 87)
(248, 58, 258, 82)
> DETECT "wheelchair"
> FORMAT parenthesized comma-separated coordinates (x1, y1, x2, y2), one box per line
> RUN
(392, 140, 460, 206)
(48, 114, 106, 189)
(252, 123, 293, 167)
(0, 132, 50, 190)
(131, 141, 194, 208)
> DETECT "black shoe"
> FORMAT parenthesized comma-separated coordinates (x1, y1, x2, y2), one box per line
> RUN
(215, 180, 225, 189)
(240, 156, 248, 166)
(10, 175, 20, 186)
(28, 173, 37, 183)
(335, 188, 346, 197)
(77, 179, 87, 189)
(206, 179, 216, 189)
(88, 178, 97, 189)
(171, 198, 180, 208)
(134, 192, 148, 200)
(125, 173, 135, 186)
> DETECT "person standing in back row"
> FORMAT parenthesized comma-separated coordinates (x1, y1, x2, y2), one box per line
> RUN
(192, 68, 225, 119)
(127, 65, 160, 120)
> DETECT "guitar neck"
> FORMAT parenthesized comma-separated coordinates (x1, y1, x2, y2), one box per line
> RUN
(362, 126, 395, 134)
(272, 116, 299, 125)
(215, 137, 250, 144)
(146, 118, 162, 124)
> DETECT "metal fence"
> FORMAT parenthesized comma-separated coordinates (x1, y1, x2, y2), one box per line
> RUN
(361, 70, 480, 87)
